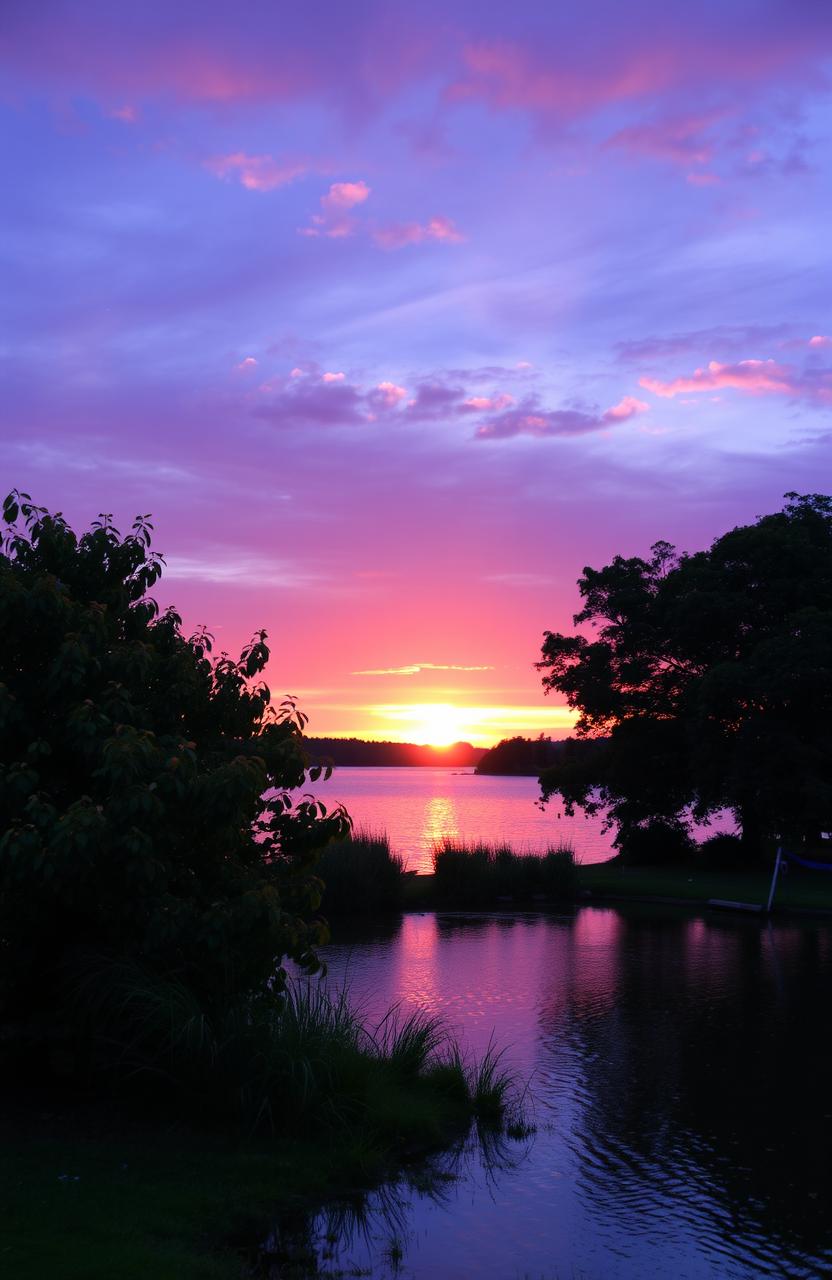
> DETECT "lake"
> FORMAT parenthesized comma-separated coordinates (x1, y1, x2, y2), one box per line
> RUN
(308, 766, 733, 873)
(309, 766, 619, 873)
(283, 906, 832, 1279)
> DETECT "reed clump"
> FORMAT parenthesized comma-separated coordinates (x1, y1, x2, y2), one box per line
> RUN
(316, 829, 406, 916)
(432, 838, 578, 906)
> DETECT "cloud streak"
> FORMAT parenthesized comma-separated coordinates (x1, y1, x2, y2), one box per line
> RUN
(353, 662, 494, 676)
(640, 358, 832, 404)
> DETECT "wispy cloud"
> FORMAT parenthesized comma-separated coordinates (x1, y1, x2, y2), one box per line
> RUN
(641, 357, 832, 404)
(205, 152, 307, 191)
(373, 215, 465, 250)
(353, 662, 494, 676)
(163, 551, 321, 589)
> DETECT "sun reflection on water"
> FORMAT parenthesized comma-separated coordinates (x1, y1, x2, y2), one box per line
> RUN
(418, 794, 460, 873)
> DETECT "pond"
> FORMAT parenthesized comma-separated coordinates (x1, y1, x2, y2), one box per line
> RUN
(276, 906, 832, 1279)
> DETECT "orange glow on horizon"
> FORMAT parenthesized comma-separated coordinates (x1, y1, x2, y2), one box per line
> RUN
(304, 701, 578, 747)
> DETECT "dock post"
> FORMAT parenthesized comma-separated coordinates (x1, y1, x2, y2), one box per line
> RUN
(765, 846, 783, 914)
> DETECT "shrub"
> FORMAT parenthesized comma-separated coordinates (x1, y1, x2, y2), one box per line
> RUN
(615, 819, 695, 866)
(698, 831, 750, 869)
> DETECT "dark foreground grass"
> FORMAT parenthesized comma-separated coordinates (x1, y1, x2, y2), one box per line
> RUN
(432, 838, 578, 907)
(1, 1110, 345, 1280)
(4, 968, 522, 1278)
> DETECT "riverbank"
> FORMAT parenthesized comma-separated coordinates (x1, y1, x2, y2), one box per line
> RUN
(4, 1057, 515, 1279)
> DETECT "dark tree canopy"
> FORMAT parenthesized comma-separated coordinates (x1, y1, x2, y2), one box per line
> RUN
(0, 493, 349, 1020)
(537, 494, 832, 857)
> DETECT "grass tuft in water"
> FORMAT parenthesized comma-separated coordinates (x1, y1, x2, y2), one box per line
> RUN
(433, 838, 578, 906)
(316, 829, 407, 915)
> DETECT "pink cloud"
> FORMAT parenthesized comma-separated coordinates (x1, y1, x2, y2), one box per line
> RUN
(474, 394, 648, 440)
(462, 394, 514, 411)
(448, 18, 832, 127)
(322, 371, 346, 382)
(640, 357, 832, 405)
(206, 152, 307, 192)
(605, 113, 721, 167)
(449, 39, 684, 120)
(603, 395, 650, 422)
(301, 180, 371, 237)
(809, 335, 832, 348)
(373, 214, 464, 250)
(234, 356, 258, 372)
(374, 381, 408, 406)
(640, 358, 795, 397)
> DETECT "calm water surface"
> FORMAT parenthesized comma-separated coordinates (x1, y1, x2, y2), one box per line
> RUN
(289, 907, 832, 1279)
(311, 766, 618, 872)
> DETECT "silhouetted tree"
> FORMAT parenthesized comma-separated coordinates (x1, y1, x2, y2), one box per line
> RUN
(0, 493, 349, 1021)
(537, 493, 832, 859)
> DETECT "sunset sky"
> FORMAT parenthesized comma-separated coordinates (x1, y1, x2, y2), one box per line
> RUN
(2, 1, 831, 745)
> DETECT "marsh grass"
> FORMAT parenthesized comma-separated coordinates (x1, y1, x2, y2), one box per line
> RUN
(316, 829, 406, 915)
(69, 956, 522, 1149)
(433, 838, 578, 906)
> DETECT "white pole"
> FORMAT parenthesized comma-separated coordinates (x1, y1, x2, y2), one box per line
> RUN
(765, 845, 783, 914)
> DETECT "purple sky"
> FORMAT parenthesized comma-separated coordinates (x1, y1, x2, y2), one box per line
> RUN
(2, 1, 831, 744)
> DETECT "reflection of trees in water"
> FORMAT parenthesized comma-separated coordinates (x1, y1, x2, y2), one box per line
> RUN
(252, 1120, 534, 1278)
(539, 910, 832, 1274)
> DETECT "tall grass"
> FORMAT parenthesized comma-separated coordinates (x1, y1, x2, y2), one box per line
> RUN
(432, 838, 578, 906)
(71, 956, 520, 1146)
(316, 829, 406, 916)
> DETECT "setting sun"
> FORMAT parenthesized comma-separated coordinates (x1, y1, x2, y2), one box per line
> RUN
(406, 703, 467, 747)
(357, 701, 577, 747)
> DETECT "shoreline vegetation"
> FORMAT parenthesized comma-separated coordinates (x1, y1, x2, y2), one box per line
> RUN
(5, 974, 523, 1280)
(322, 831, 832, 917)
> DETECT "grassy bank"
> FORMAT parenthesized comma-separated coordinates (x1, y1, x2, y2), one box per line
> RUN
(4, 970, 518, 1279)
(399, 861, 832, 915)
(576, 861, 832, 912)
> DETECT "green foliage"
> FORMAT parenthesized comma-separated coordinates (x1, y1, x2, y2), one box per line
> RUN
(315, 829, 406, 916)
(538, 493, 832, 858)
(0, 493, 350, 1021)
(65, 956, 517, 1144)
(432, 838, 577, 905)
